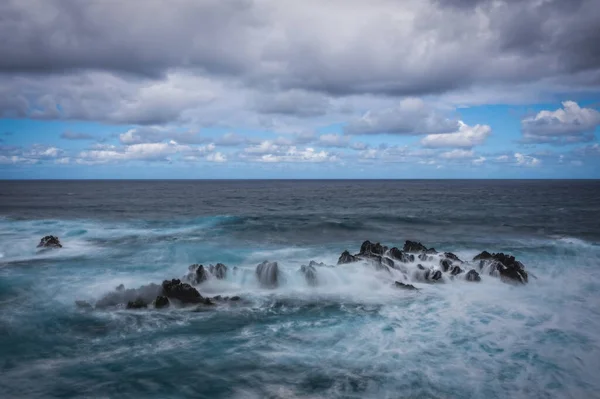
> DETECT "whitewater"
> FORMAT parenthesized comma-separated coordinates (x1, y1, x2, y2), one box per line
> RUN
(1, 180, 600, 398)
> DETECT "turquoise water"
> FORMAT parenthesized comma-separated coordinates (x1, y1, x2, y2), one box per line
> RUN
(1, 180, 600, 398)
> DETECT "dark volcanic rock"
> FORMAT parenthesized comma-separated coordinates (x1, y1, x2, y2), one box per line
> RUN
(154, 295, 169, 308)
(212, 263, 228, 279)
(189, 264, 208, 284)
(37, 235, 62, 249)
(450, 265, 463, 276)
(440, 259, 452, 272)
(75, 300, 93, 309)
(127, 298, 148, 309)
(465, 269, 481, 282)
(444, 252, 463, 263)
(403, 240, 428, 253)
(394, 281, 419, 290)
(256, 261, 279, 288)
(475, 252, 528, 284)
(417, 264, 425, 270)
(308, 260, 326, 268)
(425, 270, 443, 281)
(473, 251, 493, 261)
(96, 283, 163, 308)
(360, 240, 388, 256)
(230, 296, 241, 301)
(387, 247, 411, 263)
(162, 279, 203, 303)
(300, 264, 318, 286)
(338, 250, 358, 264)
(426, 248, 438, 255)
(418, 253, 430, 261)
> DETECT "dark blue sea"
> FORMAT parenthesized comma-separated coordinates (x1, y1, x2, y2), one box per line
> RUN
(1, 180, 599, 398)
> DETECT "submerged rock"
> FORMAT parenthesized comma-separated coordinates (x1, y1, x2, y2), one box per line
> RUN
(450, 265, 463, 276)
(162, 279, 203, 303)
(425, 269, 443, 282)
(256, 261, 279, 288)
(440, 259, 452, 272)
(37, 235, 62, 249)
(394, 281, 419, 290)
(338, 250, 358, 264)
(96, 283, 163, 308)
(187, 264, 208, 284)
(127, 298, 148, 309)
(209, 263, 228, 279)
(75, 300, 93, 309)
(154, 295, 169, 308)
(444, 252, 463, 263)
(300, 264, 318, 286)
(465, 269, 481, 282)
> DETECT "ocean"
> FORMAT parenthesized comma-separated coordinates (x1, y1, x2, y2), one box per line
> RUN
(1, 180, 599, 398)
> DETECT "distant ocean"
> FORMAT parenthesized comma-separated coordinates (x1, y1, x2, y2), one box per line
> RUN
(1, 180, 599, 398)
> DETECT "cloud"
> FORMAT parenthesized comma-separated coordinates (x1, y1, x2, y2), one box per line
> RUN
(61, 131, 96, 140)
(0, 144, 65, 164)
(206, 152, 227, 162)
(420, 122, 491, 148)
(344, 98, 459, 135)
(77, 141, 216, 164)
(2, 0, 598, 102)
(514, 152, 541, 167)
(318, 134, 351, 148)
(440, 149, 474, 159)
(215, 132, 249, 146)
(119, 127, 208, 145)
(252, 90, 330, 117)
(521, 101, 600, 145)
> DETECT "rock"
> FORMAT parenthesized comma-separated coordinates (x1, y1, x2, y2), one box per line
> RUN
(37, 235, 62, 249)
(96, 283, 163, 308)
(425, 269, 443, 281)
(187, 264, 208, 284)
(230, 296, 241, 301)
(426, 248, 438, 255)
(418, 253, 430, 261)
(338, 250, 358, 264)
(154, 295, 169, 308)
(473, 251, 493, 261)
(256, 261, 279, 288)
(492, 253, 528, 284)
(75, 300, 93, 309)
(213, 263, 228, 279)
(450, 265, 463, 276)
(387, 247, 411, 263)
(212, 295, 223, 301)
(465, 269, 481, 282)
(300, 264, 317, 286)
(203, 297, 215, 305)
(127, 298, 148, 309)
(115, 284, 125, 291)
(162, 279, 203, 303)
(394, 281, 419, 290)
(403, 240, 428, 253)
(360, 240, 388, 256)
(475, 252, 528, 284)
(417, 264, 425, 270)
(308, 260, 326, 268)
(440, 259, 452, 272)
(444, 252, 463, 263)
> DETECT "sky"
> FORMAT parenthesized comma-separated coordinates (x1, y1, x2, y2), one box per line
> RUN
(1, 0, 600, 179)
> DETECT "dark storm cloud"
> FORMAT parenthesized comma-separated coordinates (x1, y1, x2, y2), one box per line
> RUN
(0, 0, 599, 125)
